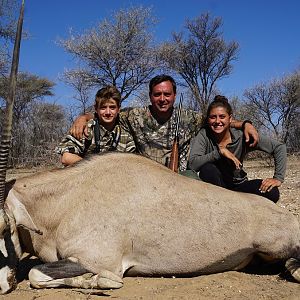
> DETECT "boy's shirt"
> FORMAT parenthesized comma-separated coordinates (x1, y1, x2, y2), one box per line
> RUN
(56, 117, 136, 156)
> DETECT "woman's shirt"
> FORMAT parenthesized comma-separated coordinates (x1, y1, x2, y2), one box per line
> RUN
(188, 127, 287, 186)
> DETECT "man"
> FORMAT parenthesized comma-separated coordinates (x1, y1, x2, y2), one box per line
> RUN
(70, 75, 258, 171)
(56, 85, 135, 166)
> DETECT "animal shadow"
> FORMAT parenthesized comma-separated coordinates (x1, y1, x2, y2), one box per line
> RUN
(242, 255, 296, 282)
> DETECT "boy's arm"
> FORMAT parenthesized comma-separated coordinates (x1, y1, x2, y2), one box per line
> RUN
(55, 132, 87, 166)
(61, 152, 82, 166)
(69, 113, 93, 140)
(231, 120, 259, 147)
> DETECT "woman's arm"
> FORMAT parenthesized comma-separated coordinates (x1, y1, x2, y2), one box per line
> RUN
(189, 136, 243, 172)
(255, 136, 287, 182)
(218, 146, 242, 169)
(188, 131, 221, 172)
(254, 136, 287, 192)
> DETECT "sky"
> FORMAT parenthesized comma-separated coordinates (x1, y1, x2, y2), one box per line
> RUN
(18, 0, 300, 107)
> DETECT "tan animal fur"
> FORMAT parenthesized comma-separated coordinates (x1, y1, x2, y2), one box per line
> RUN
(1, 152, 300, 292)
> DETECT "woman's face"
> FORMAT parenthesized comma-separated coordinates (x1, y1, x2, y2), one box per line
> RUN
(207, 106, 232, 135)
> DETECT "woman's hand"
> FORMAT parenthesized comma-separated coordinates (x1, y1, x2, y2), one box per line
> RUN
(219, 146, 242, 169)
(259, 178, 282, 193)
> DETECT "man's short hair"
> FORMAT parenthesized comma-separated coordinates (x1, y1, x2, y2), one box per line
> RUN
(95, 86, 121, 108)
(149, 75, 177, 95)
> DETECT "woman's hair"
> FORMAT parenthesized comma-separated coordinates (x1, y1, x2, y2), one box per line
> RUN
(203, 95, 233, 126)
(207, 95, 233, 116)
(95, 85, 121, 108)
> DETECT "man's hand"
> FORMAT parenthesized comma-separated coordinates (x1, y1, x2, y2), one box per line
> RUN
(244, 123, 259, 147)
(69, 114, 92, 140)
(219, 146, 242, 169)
(259, 178, 282, 193)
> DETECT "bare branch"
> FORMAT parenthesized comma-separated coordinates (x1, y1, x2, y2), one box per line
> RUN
(159, 12, 239, 116)
(243, 70, 300, 151)
(58, 6, 158, 104)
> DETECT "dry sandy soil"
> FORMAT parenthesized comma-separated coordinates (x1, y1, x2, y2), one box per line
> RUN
(1, 156, 300, 300)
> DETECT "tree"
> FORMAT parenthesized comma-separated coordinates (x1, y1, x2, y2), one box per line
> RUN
(27, 102, 68, 166)
(159, 13, 239, 115)
(0, 0, 18, 40)
(59, 6, 158, 103)
(243, 71, 300, 152)
(0, 72, 59, 166)
(62, 69, 94, 114)
(229, 96, 256, 124)
(273, 72, 300, 149)
(0, 0, 19, 76)
(0, 72, 54, 125)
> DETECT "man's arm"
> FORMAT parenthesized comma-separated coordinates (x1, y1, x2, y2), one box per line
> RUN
(230, 120, 259, 147)
(69, 113, 93, 140)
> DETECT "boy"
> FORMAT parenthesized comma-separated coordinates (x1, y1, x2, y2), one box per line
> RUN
(56, 86, 136, 166)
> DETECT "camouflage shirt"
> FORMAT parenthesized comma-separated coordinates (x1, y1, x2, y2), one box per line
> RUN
(56, 116, 136, 156)
(120, 106, 202, 171)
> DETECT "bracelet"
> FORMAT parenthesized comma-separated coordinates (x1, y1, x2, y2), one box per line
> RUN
(242, 120, 252, 131)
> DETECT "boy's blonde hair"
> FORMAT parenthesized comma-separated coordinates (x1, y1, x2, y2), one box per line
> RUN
(94, 86, 121, 108)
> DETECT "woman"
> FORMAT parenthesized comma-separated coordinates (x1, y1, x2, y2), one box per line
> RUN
(188, 95, 287, 202)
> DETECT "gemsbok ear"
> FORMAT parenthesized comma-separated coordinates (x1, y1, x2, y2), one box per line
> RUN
(6, 193, 43, 235)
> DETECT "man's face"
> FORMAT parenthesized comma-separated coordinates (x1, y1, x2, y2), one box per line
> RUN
(150, 81, 176, 115)
(95, 98, 120, 129)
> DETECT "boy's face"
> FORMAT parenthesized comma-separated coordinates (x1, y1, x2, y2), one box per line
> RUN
(95, 98, 120, 129)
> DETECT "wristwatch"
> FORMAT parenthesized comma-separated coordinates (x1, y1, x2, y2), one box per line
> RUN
(242, 120, 252, 131)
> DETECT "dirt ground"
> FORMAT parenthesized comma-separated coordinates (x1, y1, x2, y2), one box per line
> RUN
(2, 156, 300, 300)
